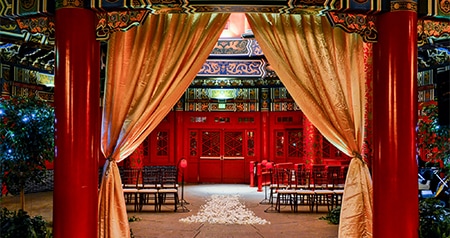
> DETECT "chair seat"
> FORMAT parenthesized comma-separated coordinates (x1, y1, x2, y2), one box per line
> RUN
(159, 188, 178, 193)
(140, 184, 162, 189)
(270, 184, 287, 189)
(138, 188, 158, 193)
(314, 189, 334, 194)
(278, 189, 296, 194)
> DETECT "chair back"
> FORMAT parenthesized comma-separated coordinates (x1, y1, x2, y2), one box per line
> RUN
(295, 164, 310, 189)
(272, 166, 291, 190)
(311, 164, 327, 190)
(119, 168, 141, 189)
(326, 165, 341, 189)
(160, 166, 178, 189)
(142, 166, 160, 189)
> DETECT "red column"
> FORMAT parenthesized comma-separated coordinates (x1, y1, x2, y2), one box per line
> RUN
(303, 115, 322, 165)
(261, 111, 269, 161)
(175, 110, 184, 163)
(126, 145, 144, 169)
(373, 3, 418, 238)
(54, 7, 100, 238)
(257, 163, 263, 192)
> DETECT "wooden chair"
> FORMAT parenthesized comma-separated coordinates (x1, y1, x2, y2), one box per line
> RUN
(137, 166, 159, 212)
(157, 166, 179, 212)
(294, 164, 314, 212)
(275, 167, 297, 212)
(311, 164, 334, 212)
(119, 167, 141, 212)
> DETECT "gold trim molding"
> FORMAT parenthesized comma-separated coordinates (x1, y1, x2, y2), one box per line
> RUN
(56, 0, 85, 9)
(390, 0, 418, 12)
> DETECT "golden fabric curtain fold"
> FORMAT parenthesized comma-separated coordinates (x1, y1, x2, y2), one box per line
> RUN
(98, 13, 230, 238)
(246, 13, 373, 237)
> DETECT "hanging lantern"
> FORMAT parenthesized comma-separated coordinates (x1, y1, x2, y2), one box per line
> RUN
(180, 159, 188, 169)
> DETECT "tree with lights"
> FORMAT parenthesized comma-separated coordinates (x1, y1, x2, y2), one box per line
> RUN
(0, 95, 54, 210)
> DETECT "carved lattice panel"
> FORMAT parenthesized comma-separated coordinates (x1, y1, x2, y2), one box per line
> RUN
(276, 131, 284, 157)
(156, 131, 168, 156)
(224, 132, 243, 156)
(287, 129, 304, 157)
(201, 131, 221, 157)
(247, 131, 255, 156)
(189, 131, 198, 156)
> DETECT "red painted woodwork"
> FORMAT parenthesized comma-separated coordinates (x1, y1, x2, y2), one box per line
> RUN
(303, 115, 322, 165)
(249, 161, 255, 187)
(257, 163, 263, 191)
(124, 144, 144, 169)
(268, 111, 305, 164)
(198, 130, 246, 183)
(147, 112, 175, 165)
(261, 111, 269, 160)
(53, 8, 100, 238)
(175, 110, 184, 164)
(144, 110, 351, 184)
(182, 112, 260, 184)
(373, 11, 418, 238)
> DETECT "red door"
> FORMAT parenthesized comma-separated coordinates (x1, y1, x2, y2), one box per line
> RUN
(199, 130, 245, 183)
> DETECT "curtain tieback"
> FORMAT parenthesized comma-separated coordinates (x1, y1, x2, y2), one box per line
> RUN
(352, 151, 365, 164)
(104, 157, 116, 177)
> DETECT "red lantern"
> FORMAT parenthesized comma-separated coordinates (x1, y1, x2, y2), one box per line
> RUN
(266, 162, 273, 169)
(261, 160, 267, 166)
(180, 159, 187, 169)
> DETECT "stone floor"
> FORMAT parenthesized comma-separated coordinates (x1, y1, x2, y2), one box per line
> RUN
(1, 184, 339, 238)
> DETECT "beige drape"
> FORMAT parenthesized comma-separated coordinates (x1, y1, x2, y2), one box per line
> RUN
(98, 13, 230, 238)
(246, 13, 373, 237)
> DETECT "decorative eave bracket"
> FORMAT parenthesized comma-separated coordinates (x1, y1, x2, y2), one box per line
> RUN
(325, 11, 378, 43)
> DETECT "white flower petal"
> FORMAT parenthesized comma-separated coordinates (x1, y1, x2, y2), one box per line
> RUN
(179, 194, 270, 225)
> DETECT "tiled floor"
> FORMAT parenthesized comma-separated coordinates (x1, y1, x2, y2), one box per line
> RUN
(1, 184, 339, 238)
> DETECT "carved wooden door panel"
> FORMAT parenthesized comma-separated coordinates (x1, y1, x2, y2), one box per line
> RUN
(199, 130, 245, 183)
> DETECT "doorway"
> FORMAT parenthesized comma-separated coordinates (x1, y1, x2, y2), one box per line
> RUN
(199, 130, 246, 183)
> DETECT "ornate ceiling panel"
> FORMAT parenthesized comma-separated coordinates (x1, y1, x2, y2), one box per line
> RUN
(0, 0, 448, 18)
(0, 0, 449, 78)
(210, 39, 263, 57)
(198, 59, 268, 78)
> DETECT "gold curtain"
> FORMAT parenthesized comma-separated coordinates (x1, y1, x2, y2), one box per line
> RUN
(246, 13, 373, 237)
(98, 13, 230, 238)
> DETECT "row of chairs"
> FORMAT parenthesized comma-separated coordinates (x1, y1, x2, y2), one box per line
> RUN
(119, 166, 179, 212)
(266, 163, 347, 213)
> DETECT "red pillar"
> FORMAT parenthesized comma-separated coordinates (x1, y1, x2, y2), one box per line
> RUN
(261, 111, 269, 161)
(373, 4, 418, 238)
(257, 163, 263, 192)
(303, 115, 322, 165)
(175, 110, 185, 163)
(126, 145, 144, 169)
(54, 7, 100, 238)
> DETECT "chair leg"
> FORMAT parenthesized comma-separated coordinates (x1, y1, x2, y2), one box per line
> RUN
(174, 193, 179, 212)
(134, 193, 138, 212)
(154, 193, 158, 212)
(275, 194, 281, 212)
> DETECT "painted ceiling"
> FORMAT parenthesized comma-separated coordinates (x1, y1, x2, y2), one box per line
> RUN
(0, 0, 449, 86)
